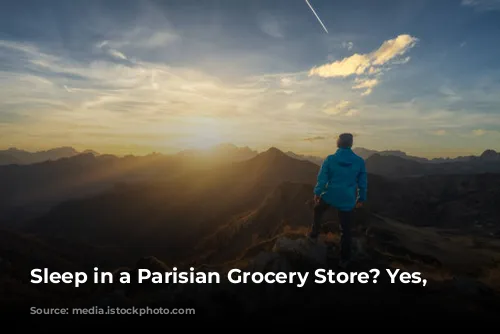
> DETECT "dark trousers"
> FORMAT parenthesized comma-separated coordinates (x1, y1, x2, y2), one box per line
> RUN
(311, 199, 352, 262)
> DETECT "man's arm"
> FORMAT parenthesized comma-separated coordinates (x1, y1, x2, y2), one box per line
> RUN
(357, 159, 367, 204)
(314, 157, 330, 197)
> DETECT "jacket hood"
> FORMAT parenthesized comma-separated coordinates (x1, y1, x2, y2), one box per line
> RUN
(335, 148, 354, 166)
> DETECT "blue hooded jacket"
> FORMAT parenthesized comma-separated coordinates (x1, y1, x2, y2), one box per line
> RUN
(313, 148, 367, 211)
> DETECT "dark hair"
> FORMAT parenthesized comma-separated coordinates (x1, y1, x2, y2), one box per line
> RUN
(337, 133, 353, 148)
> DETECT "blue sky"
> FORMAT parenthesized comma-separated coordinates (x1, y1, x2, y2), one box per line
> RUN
(0, 0, 499, 157)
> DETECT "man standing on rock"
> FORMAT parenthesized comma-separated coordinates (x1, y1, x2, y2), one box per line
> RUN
(307, 133, 367, 269)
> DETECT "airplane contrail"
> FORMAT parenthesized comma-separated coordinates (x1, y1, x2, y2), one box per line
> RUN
(305, 0, 329, 34)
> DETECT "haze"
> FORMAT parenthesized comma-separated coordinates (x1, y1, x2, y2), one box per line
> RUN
(1, 0, 499, 158)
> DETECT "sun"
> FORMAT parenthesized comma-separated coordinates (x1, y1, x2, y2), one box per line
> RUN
(190, 134, 224, 150)
(186, 120, 225, 151)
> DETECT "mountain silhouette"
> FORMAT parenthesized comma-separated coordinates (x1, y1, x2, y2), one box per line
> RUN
(19, 148, 318, 261)
(2, 144, 500, 231)
(285, 151, 324, 165)
(352, 147, 491, 164)
(365, 151, 500, 178)
(480, 149, 500, 161)
(0, 147, 80, 165)
(365, 153, 426, 177)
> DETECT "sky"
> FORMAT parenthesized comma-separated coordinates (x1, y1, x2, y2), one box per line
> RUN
(1, 0, 500, 158)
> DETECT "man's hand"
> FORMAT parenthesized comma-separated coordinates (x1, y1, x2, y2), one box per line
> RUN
(356, 201, 364, 208)
(314, 195, 321, 204)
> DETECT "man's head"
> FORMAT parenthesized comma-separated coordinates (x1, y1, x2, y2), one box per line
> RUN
(337, 133, 353, 148)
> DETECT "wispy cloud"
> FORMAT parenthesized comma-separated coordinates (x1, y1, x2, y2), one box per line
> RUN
(1, 6, 499, 158)
(309, 34, 418, 96)
(342, 41, 354, 51)
(432, 129, 447, 136)
(322, 100, 358, 116)
(286, 102, 305, 110)
(352, 78, 379, 96)
(257, 12, 285, 38)
(302, 136, 328, 142)
(461, 0, 500, 11)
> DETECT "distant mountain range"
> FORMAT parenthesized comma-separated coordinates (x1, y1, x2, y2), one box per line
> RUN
(364, 150, 500, 178)
(2, 144, 498, 167)
(1, 144, 499, 217)
(351, 147, 492, 163)
(0, 147, 97, 165)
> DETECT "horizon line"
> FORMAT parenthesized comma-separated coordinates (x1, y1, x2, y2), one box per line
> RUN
(1, 143, 496, 161)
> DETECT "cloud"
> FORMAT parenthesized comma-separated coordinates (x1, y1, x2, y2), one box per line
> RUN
(107, 49, 127, 60)
(0, 38, 270, 128)
(309, 35, 418, 78)
(1, 21, 499, 157)
(322, 100, 358, 116)
(257, 12, 284, 38)
(280, 77, 295, 87)
(342, 41, 354, 51)
(432, 129, 447, 136)
(303, 136, 327, 142)
(461, 0, 500, 11)
(345, 109, 359, 117)
(352, 77, 379, 96)
(370, 35, 418, 65)
(472, 129, 486, 136)
(310, 53, 371, 78)
(286, 102, 305, 110)
(103, 28, 180, 50)
(308, 34, 418, 96)
(439, 86, 462, 102)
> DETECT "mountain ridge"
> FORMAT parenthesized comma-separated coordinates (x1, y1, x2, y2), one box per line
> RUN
(2, 144, 498, 167)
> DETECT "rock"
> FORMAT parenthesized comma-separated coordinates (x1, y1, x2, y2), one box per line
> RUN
(352, 237, 370, 260)
(248, 251, 280, 271)
(272, 237, 328, 266)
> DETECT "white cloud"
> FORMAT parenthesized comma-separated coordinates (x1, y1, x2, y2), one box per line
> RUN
(108, 49, 127, 60)
(371, 35, 418, 65)
(310, 53, 371, 78)
(391, 56, 411, 65)
(352, 77, 379, 96)
(309, 35, 418, 78)
(368, 67, 382, 75)
(309, 34, 418, 96)
(322, 100, 358, 116)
